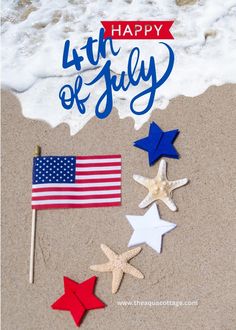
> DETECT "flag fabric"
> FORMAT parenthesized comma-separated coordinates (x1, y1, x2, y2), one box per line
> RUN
(32, 154, 122, 209)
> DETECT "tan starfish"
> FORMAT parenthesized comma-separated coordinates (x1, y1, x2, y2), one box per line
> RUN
(90, 244, 144, 294)
(133, 159, 188, 211)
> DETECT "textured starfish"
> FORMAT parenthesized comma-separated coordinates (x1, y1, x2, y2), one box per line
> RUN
(90, 244, 144, 294)
(133, 159, 188, 211)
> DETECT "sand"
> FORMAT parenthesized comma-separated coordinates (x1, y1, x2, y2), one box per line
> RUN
(1, 86, 236, 330)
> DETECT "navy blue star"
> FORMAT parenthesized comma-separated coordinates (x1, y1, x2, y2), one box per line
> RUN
(133, 122, 179, 166)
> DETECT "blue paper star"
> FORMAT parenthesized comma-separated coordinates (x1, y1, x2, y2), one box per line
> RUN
(134, 122, 179, 166)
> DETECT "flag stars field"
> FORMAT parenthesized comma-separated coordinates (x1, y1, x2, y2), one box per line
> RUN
(33, 156, 76, 184)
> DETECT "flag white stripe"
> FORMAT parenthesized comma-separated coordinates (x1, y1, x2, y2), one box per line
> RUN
(32, 182, 121, 189)
(76, 158, 120, 164)
(76, 166, 121, 171)
(75, 174, 121, 180)
(32, 198, 121, 205)
(32, 190, 121, 197)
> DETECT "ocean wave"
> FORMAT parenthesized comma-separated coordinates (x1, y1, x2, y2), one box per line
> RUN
(1, 0, 236, 134)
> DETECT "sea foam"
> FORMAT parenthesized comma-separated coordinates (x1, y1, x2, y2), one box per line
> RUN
(1, 0, 236, 134)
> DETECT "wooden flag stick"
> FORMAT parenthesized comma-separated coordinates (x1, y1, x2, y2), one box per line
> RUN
(29, 145, 41, 284)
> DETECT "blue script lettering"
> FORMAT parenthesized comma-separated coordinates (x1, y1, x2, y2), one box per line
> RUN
(80, 28, 120, 65)
(59, 28, 174, 118)
(59, 76, 89, 114)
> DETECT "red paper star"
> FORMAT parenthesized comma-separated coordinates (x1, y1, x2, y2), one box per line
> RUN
(51, 276, 106, 326)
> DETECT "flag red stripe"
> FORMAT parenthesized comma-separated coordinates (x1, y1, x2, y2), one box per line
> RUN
(76, 162, 121, 167)
(75, 170, 121, 175)
(32, 186, 121, 193)
(32, 194, 121, 201)
(75, 178, 121, 183)
(32, 202, 121, 209)
(76, 155, 121, 160)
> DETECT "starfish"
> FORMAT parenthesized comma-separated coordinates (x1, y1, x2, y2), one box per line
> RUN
(133, 159, 188, 211)
(90, 244, 144, 294)
(126, 204, 176, 253)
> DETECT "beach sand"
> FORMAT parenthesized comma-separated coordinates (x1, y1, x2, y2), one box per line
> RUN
(1, 86, 236, 329)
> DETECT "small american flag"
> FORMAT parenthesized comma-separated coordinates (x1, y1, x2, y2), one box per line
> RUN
(32, 154, 122, 209)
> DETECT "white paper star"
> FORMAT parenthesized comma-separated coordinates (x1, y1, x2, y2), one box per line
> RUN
(126, 204, 176, 253)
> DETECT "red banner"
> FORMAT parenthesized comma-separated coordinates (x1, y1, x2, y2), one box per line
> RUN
(101, 21, 174, 40)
